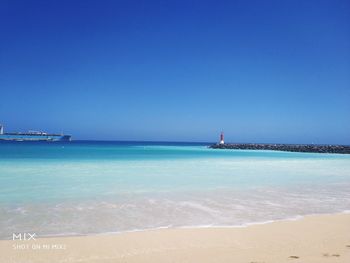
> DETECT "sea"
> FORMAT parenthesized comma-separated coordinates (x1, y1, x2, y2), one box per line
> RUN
(0, 141, 350, 239)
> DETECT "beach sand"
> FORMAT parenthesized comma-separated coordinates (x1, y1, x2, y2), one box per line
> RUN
(1, 213, 349, 263)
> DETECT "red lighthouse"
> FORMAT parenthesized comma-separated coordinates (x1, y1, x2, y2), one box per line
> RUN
(219, 132, 224, 145)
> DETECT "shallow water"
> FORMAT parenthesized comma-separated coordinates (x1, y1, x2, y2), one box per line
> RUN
(0, 141, 350, 239)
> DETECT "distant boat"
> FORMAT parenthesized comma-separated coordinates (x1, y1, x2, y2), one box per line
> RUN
(0, 124, 71, 141)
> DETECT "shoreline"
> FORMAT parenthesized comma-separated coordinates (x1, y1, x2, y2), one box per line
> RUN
(1, 213, 349, 263)
(3, 210, 349, 241)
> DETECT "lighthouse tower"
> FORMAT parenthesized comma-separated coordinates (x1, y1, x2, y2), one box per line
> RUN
(219, 131, 224, 145)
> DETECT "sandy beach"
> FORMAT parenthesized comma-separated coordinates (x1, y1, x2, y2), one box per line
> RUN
(1, 213, 349, 263)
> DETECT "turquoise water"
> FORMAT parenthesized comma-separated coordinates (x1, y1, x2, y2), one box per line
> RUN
(1, 141, 350, 239)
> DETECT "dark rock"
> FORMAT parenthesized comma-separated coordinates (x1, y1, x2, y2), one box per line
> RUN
(209, 143, 350, 154)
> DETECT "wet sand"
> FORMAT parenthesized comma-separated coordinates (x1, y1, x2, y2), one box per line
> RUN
(1, 213, 349, 263)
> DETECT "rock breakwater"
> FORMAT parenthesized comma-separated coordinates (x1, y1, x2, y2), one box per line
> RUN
(209, 143, 350, 154)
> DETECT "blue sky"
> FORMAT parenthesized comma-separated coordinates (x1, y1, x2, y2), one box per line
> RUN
(0, 0, 349, 143)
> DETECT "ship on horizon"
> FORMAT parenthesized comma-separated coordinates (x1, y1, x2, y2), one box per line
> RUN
(0, 124, 71, 141)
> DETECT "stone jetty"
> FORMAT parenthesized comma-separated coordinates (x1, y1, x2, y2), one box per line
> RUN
(209, 143, 350, 154)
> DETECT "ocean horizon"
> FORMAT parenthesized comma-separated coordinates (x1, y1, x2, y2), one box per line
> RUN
(1, 140, 350, 240)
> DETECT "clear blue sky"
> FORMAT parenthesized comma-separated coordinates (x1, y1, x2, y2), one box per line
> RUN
(0, 0, 349, 143)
